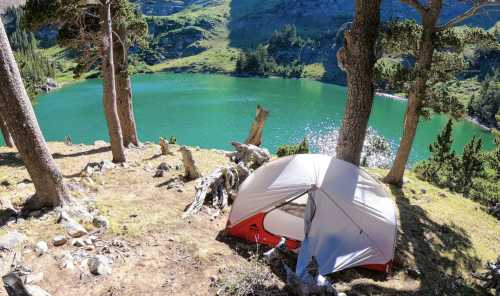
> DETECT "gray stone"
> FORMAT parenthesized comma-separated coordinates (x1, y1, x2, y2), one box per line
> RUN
(71, 238, 85, 247)
(100, 160, 115, 171)
(64, 220, 88, 238)
(420, 188, 427, 194)
(59, 252, 74, 270)
(52, 235, 67, 246)
(92, 215, 109, 229)
(0, 230, 25, 250)
(25, 284, 52, 296)
(88, 255, 112, 275)
(34, 241, 48, 256)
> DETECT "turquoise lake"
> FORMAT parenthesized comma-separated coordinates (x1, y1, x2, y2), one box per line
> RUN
(32, 73, 494, 165)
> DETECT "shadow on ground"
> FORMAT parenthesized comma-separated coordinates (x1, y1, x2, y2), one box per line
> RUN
(52, 146, 110, 159)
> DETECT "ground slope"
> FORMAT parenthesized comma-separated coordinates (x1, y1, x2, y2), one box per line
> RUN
(0, 142, 498, 295)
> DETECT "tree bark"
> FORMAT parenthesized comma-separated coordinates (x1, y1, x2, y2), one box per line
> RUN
(335, 0, 382, 166)
(245, 105, 269, 146)
(113, 26, 139, 147)
(0, 19, 70, 209)
(0, 113, 14, 148)
(384, 1, 442, 186)
(100, 1, 126, 163)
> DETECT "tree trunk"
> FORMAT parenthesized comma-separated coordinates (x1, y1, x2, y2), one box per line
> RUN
(100, 1, 126, 163)
(0, 19, 70, 209)
(113, 26, 139, 147)
(245, 105, 269, 146)
(384, 4, 441, 186)
(0, 113, 14, 148)
(335, 0, 382, 166)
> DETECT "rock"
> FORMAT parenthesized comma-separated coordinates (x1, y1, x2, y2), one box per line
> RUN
(410, 189, 417, 194)
(88, 255, 112, 276)
(100, 160, 115, 171)
(64, 220, 88, 238)
(92, 216, 109, 229)
(34, 241, 48, 256)
(25, 272, 44, 284)
(439, 192, 447, 198)
(3, 272, 52, 296)
(407, 267, 421, 278)
(0, 230, 26, 250)
(88, 235, 98, 242)
(25, 284, 52, 296)
(420, 188, 427, 194)
(59, 252, 74, 270)
(83, 238, 93, 245)
(71, 239, 85, 247)
(177, 188, 184, 193)
(52, 235, 67, 246)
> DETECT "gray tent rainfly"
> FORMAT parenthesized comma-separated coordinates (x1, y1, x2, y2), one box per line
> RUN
(226, 154, 397, 275)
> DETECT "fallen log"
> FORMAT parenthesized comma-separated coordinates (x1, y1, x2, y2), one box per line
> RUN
(245, 105, 269, 146)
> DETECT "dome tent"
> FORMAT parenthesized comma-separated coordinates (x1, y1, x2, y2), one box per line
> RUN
(226, 154, 397, 275)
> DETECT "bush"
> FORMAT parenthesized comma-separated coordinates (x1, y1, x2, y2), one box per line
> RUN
(276, 137, 309, 157)
(168, 136, 177, 144)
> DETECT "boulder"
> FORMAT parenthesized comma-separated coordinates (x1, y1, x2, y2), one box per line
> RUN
(92, 216, 109, 229)
(52, 235, 67, 247)
(64, 220, 88, 238)
(34, 241, 48, 256)
(88, 255, 112, 276)
(0, 231, 25, 250)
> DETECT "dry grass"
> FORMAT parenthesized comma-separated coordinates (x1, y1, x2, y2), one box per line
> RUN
(0, 143, 498, 295)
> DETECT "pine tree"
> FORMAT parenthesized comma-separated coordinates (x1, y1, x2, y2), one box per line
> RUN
(429, 119, 455, 165)
(457, 136, 484, 192)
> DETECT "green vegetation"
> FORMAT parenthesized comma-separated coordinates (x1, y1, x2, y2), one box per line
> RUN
(468, 69, 500, 129)
(276, 137, 309, 157)
(376, 20, 499, 124)
(5, 7, 56, 99)
(414, 120, 499, 217)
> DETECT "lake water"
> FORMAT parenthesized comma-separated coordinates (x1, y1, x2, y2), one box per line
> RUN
(31, 73, 494, 165)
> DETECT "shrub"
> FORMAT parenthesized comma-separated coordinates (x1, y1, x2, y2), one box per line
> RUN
(168, 136, 177, 144)
(276, 137, 309, 157)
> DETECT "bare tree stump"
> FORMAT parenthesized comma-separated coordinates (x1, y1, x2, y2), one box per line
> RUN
(179, 146, 201, 180)
(159, 137, 170, 156)
(183, 163, 250, 218)
(245, 105, 269, 146)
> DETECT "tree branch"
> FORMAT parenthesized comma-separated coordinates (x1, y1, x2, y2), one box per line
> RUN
(400, 0, 427, 14)
(436, 0, 500, 31)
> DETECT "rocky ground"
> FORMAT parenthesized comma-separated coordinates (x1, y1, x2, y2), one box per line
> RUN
(0, 141, 498, 295)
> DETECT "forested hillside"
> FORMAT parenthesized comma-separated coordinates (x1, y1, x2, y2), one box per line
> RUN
(1, 0, 499, 127)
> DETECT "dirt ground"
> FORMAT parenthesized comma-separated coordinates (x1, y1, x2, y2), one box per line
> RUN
(0, 142, 498, 295)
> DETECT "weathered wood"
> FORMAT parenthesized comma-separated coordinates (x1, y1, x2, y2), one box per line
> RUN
(183, 142, 267, 217)
(229, 141, 271, 169)
(159, 137, 170, 155)
(179, 146, 201, 180)
(245, 105, 269, 146)
(183, 163, 248, 218)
